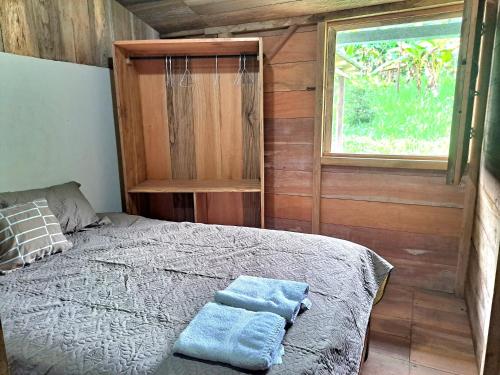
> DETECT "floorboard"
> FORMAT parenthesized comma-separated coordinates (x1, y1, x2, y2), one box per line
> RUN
(364, 285, 478, 375)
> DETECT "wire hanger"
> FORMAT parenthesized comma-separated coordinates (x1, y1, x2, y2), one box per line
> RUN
(234, 55, 254, 86)
(165, 56, 173, 88)
(179, 56, 193, 87)
(213, 55, 219, 88)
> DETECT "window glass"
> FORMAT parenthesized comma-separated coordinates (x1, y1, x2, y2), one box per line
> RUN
(331, 17, 462, 156)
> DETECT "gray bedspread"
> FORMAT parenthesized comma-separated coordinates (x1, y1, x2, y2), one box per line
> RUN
(0, 214, 392, 375)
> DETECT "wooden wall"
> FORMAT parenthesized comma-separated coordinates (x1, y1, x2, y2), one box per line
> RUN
(0, 0, 159, 67)
(465, 3, 500, 372)
(254, 25, 466, 293)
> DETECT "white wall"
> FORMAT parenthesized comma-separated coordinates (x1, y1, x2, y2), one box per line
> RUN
(0, 52, 122, 212)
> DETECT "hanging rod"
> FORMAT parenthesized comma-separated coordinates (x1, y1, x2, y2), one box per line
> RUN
(128, 54, 257, 61)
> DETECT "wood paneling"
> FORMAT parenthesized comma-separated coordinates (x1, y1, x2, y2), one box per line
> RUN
(264, 61, 316, 92)
(265, 193, 312, 222)
(0, 0, 159, 68)
(320, 198, 462, 237)
(263, 30, 317, 64)
(245, 23, 465, 292)
(116, 0, 402, 34)
(265, 216, 312, 233)
(321, 167, 465, 208)
(265, 142, 313, 171)
(58, 0, 94, 65)
(264, 169, 312, 196)
(136, 60, 171, 180)
(464, 3, 500, 373)
(264, 91, 316, 118)
(0, 0, 38, 56)
(264, 118, 314, 144)
(166, 60, 197, 179)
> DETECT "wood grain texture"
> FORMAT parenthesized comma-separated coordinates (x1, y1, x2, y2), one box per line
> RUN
(28, 0, 63, 60)
(115, 39, 264, 227)
(135, 60, 171, 180)
(110, 0, 133, 41)
(321, 198, 462, 237)
(219, 57, 244, 179)
(144, 193, 195, 222)
(0, 0, 159, 67)
(265, 193, 312, 222)
(113, 46, 146, 214)
(242, 56, 261, 180)
(264, 91, 316, 118)
(322, 223, 458, 291)
(117, 0, 401, 34)
(191, 58, 222, 180)
(263, 30, 317, 64)
(464, 3, 500, 371)
(206, 192, 244, 225)
(0, 320, 9, 375)
(161, 0, 462, 38)
(128, 179, 261, 193)
(265, 143, 314, 171)
(166, 59, 197, 179)
(264, 118, 314, 144)
(447, 0, 481, 184)
(312, 21, 326, 233)
(321, 168, 465, 208)
(88, 0, 114, 67)
(58, 0, 94, 65)
(252, 21, 465, 292)
(264, 61, 316, 92)
(456, 0, 499, 297)
(265, 216, 312, 233)
(0, 0, 39, 56)
(265, 169, 312, 196)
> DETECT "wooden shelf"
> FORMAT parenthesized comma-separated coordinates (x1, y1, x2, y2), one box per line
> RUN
(128, 179, 261, 193)
(114, 38, 260, 57)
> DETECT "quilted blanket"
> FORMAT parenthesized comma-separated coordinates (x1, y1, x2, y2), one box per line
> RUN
(0, 214, 392, 375)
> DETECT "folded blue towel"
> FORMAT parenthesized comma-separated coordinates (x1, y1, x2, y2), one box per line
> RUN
(214, 275, 311, 323)
(173, 302, 286, 371)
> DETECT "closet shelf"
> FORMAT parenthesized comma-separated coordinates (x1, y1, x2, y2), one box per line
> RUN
(128, 179, 261, 193)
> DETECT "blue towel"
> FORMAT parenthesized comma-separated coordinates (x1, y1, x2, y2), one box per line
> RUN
(214, 275, 311, 323)
(173, 302, 286, 371)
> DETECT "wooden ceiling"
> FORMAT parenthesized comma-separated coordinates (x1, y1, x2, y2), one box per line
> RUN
(116, 0, 403, 36)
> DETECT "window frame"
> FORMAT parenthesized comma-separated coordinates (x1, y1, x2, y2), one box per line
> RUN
(321, 7, 464, 170)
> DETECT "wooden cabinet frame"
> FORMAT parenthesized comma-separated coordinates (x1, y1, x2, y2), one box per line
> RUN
(113, 39, 264, 227)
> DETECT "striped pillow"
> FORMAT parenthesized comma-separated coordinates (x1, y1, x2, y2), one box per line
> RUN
(0, 199, 72, 273)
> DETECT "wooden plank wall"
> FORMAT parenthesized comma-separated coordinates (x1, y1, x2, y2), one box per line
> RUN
(0, 0, 159, 67)
(465, 169, 500, 373)
(254, 25, 466, 293)
(465, 3, 500, 371)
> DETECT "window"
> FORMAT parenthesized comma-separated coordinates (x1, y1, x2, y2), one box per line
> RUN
(322, 15, 463, 169)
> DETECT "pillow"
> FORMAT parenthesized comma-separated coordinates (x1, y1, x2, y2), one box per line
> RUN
(0, 199, 72, 273)
(0, 181, 99, 233)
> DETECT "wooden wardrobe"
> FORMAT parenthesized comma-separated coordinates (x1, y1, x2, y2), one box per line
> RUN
(113, 39, 264, 228)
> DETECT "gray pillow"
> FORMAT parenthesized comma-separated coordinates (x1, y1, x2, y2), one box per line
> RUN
(0, 199, 72, 273)
(0, 182, 99, 234)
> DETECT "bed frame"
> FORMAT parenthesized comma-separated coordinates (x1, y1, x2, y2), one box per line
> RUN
(0, 319, 10, 375)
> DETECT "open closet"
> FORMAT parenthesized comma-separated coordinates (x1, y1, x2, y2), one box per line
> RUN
(113, 38, 264, 227)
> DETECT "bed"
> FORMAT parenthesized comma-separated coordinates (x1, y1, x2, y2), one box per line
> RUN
(0, 213, 392, 375)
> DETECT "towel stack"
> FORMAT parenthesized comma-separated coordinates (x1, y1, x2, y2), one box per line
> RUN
(173, 276, 311, 371)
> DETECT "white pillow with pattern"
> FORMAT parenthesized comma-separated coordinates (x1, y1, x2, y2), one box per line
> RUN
(0, 199, 72, 273)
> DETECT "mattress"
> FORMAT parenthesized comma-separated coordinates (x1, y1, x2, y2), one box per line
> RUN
(0, 213, 392, 375)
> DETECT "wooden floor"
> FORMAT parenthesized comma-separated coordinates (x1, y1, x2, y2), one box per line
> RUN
(362, 285, 478, 375)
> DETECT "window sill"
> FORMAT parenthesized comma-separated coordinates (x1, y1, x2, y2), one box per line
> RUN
(321, 154, 448, 170)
